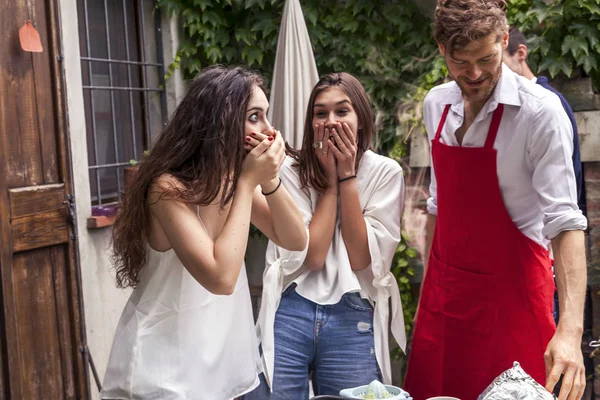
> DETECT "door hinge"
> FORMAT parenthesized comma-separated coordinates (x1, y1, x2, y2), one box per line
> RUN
(64, 194, 78, 241)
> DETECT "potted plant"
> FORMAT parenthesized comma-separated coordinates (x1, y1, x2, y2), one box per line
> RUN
(124, 150, 149, 191)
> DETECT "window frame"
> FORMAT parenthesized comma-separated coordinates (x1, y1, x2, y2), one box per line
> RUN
(78, 0, 167, 206)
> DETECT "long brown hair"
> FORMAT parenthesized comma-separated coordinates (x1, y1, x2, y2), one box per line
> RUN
(112, 65, 266, 288)
(290, 72, 374, 192)
(434, 0, 508, 56)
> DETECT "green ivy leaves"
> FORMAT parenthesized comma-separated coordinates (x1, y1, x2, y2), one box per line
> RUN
(391, 234, 418, 334)
(157, 0, 440, 156)
(508, 0, 600, 78)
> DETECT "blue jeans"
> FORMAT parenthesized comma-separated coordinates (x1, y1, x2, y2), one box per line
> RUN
(244, 285, 381, 400)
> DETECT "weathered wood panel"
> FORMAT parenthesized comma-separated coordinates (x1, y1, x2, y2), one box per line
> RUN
(0, 2, 43, 187)
(9, 184, 65, 217)
(0, 0, 88, 398)
(11, 210, 69, 252)
(0, 259, 6, 400)
(0, 155, 21, 400)
(47, 0, 89, 394)
(31, 0, 59, 184)
(13, 248, 66, 399)
(51, 246, 77, 398)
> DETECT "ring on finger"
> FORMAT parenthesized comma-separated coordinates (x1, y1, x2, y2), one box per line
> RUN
(313, 141, 323, 150)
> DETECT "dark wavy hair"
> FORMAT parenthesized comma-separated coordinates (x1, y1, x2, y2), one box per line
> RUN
(111, 65, 266, 288)
(434, 0, 508, 55)
(290, 72, 374, 192)
(507, 26, 527, 56)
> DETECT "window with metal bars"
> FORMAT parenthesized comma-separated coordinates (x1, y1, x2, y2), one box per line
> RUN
(77, 0, 167, 205)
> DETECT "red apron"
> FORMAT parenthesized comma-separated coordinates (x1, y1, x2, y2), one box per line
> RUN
(403, 104, 556, 400)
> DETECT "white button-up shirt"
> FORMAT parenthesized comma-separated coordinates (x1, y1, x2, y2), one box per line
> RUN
(425, 64, 587, 246)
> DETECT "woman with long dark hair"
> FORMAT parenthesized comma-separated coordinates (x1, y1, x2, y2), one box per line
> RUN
(100, 65, 307, 400)
(245, 72, 406, 399)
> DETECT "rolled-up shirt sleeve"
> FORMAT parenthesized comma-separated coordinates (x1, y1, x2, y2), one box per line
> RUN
(427, 163, 439, 216)
(423, 93, 439, 216)
(529, 95, 587, 240)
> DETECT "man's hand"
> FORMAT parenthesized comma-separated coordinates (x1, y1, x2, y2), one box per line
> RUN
(547, 230, 587, 400)
(544, 328, 585, 400)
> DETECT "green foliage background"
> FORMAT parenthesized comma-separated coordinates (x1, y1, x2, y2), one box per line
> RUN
(158, 0, 442, 155)
(508, 0, 600, 84)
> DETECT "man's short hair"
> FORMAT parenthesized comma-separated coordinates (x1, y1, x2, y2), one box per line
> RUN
(507, 26, 527, 56)
(434, 0, 508, 55)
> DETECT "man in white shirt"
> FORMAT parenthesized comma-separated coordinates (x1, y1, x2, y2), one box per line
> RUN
(403, 1, 588, 400)
(503, 26, 584, 212)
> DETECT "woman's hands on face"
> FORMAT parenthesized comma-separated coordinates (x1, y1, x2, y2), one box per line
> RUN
(329, 122, 357, 180)
(244, 126, 277, 153)
(241, 127, 286, 187)
(313, 123, 338, 186)
(246, 122, 356, 189)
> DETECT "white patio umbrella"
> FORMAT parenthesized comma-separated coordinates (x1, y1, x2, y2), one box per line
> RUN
(268, 0, 319, 149)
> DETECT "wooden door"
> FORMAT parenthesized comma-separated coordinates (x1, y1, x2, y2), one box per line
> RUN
(0, 0, 89, 399)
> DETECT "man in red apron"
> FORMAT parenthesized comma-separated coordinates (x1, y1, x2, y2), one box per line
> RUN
(404, 1, 588, 400)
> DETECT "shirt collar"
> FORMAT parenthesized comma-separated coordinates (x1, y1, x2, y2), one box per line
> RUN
(491, 63, 521, 108)
(448, 63, 522, 116)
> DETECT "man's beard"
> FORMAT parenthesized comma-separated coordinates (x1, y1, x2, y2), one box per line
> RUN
(453, 62, 503, 103)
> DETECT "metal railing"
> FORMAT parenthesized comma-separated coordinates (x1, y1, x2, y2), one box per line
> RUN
(79, 0, 166, 204)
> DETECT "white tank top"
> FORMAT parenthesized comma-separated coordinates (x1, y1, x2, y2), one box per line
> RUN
(101, 225, 261, 399)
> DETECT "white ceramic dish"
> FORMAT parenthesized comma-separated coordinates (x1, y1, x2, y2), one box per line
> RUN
(426, 397, 461, 400)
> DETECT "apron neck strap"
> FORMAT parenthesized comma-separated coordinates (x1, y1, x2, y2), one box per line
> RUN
(434, 104, 452, 142)
(434, 103, 505, 149)
(484, 104, 504, 149)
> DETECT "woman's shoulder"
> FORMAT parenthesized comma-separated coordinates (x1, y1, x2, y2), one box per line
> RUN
(149, 173, 184, 198)
(147, 174, 197, 220)
(361, 150, 403, 176)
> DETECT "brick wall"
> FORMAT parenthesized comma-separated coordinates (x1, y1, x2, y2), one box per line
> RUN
(587, 163, 600, 265)
(586, 163, 600, 399)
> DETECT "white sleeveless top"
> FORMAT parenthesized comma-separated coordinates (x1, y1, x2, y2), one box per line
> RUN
(101, 232, 261, 399)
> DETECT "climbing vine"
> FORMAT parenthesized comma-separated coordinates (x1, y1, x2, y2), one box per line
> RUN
(508, 0, 600, 82)
(157, 0, 440, 155)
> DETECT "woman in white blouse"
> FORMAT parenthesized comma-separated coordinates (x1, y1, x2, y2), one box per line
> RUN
(245, 72, 406, 399)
